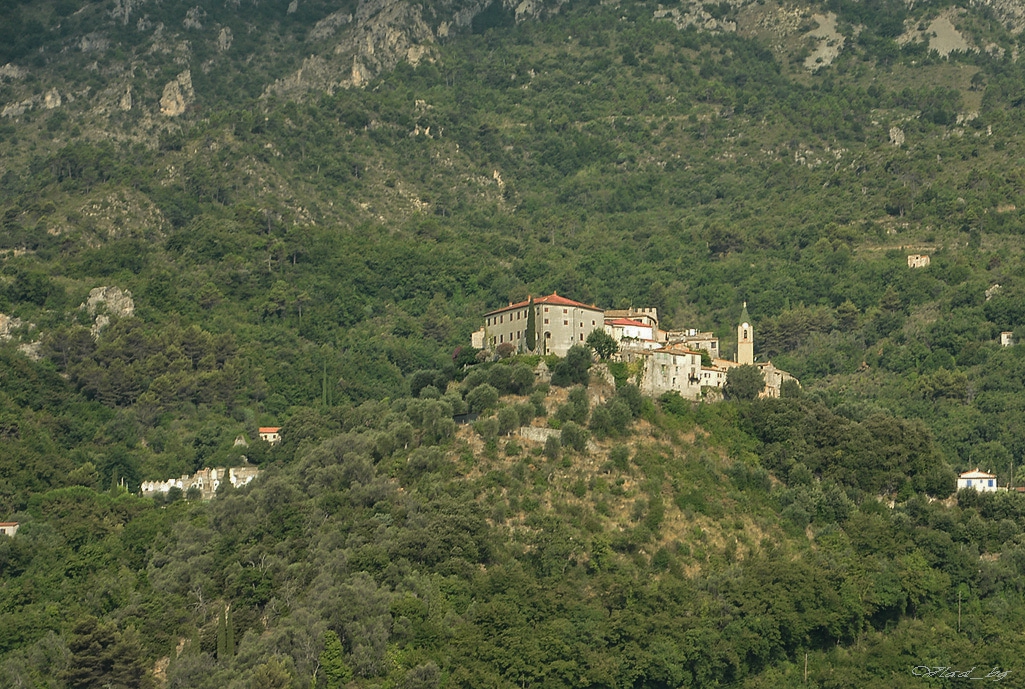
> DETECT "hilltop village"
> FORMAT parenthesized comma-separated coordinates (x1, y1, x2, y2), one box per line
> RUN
(472, 293, 796, 399)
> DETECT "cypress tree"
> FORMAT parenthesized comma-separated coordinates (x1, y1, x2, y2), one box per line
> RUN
(216, 607, 226, 661)
(226, 605, 235, 657)
(525, 296, 536, 352)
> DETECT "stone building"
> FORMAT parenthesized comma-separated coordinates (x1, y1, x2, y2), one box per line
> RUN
(627, 343, 704, 399)
(141, 465, 260, 500)
(476, 292, 604, 357)
(908, 254, 931, 268)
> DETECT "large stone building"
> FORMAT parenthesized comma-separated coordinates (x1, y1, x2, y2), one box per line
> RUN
(476, 292, 604, 357)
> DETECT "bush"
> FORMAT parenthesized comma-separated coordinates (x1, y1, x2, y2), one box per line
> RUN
(610, 445, 630, 471)
(497, 406, 520, 435)
(473, 417, 499, 440)
(557, 386, 589, 424)
(561, 422, 588, 453)
(551, 345, 592, 387)
(466, 383, 499, 413)
(544, 435, 561, 460)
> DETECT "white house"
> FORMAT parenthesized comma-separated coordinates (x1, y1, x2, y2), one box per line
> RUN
(605, 317, 655, 342)
(957, 468, 999, 492)
(1001, 332, 1014, 347)
(0, 522, 18, 537)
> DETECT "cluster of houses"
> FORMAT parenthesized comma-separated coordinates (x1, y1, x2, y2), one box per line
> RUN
(139, 427, 279, 500)
(140, 465, 261, 500)
(471, 292, 796, 400)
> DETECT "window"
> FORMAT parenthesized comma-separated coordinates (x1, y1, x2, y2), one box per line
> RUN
(592, 320, 595, 326)
(579, 334, 584, 341)
(563, 309, 568, 314)
(564, 320, 568, 326)
(989, 479, 995, 487)
(966, 480, 972, 486)
(544, 319, 549, 325)
(500, 334, 503, 343)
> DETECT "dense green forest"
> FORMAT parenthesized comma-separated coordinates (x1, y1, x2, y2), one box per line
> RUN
(4, 0, 1025, 684)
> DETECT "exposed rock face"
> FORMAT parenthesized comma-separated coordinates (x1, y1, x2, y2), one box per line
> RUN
(217, 27, 234, 52)
(654, 0, 746, 34)
(160, 70, 194, 117)
(0, 313, 26, 341)
(183, 6, 205, 30)
(802, 13, 845, 70)
(111, 0, 142, 26)
(119, 85, 133, 111)
(79, 33, 110, 52)
(84, 286, 135, 318)
(309, 10, 353, 41)
(976, 0, 1025, 35)
(44, 88, 62, 110)
(2, 99, 34, 118)
(0, 64, 25, 80)
(83, 286, 135, 338)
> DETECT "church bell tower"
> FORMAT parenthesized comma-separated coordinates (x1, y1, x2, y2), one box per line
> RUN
(737, 302, 753, 365)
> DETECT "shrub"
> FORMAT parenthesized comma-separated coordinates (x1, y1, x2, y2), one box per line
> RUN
(466, 383, 499, 413)
(561, 421, 588, 453)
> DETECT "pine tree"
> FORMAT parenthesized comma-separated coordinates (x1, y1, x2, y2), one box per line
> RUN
(320, 630, 352, 689)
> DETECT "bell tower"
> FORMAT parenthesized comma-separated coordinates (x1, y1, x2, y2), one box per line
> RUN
(737, 302, 753, 365)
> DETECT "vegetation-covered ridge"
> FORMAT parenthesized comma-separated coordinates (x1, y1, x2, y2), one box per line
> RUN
(2, 359, 1020, 688)
(3, 0, 1025, 684)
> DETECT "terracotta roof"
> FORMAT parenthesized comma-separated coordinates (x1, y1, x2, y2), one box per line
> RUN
(485, 292, 602, 316)
(258, 427, 281, 433)
(606, 318, 650, 328)
(959, 469, 996, 479)
(0, 522, 18, 527)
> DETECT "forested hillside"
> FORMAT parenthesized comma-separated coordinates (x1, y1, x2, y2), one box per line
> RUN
(3, 0, 1025, 685)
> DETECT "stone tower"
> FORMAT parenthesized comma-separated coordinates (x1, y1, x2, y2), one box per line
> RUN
(737, 302, 753, 365)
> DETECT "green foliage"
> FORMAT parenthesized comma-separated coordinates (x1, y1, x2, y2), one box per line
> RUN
(585, 329, 618, 360)
(551, 346, 591, 387)
(320, 631, 351, 689)
(724, 365, 764, 401)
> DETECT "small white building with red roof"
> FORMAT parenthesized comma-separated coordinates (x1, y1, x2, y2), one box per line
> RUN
(957, 469, 999, 492)
(0, 522, 19, 537)
(605, 317, 654, 342)
(258, 427, 281, 445)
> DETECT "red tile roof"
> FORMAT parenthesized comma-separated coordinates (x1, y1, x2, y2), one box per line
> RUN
(258, 427, 281, 434)
(606, 318, 650, 328)
(0, 522, 18, 527)
(485, 292, 602, 316)
(959, 468, 996, 479)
